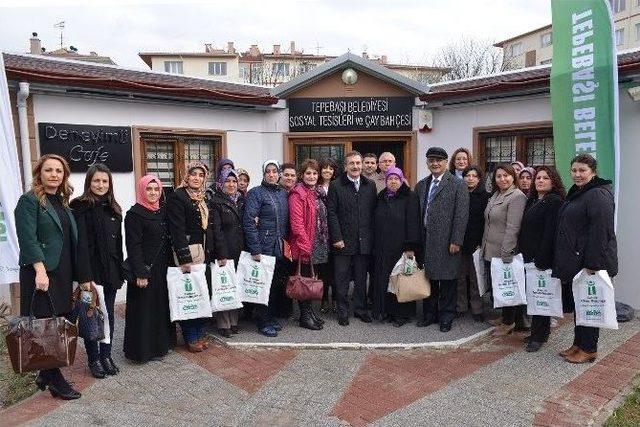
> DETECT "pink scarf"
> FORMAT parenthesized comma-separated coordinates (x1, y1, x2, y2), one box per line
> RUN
(137, 174, 163, 211)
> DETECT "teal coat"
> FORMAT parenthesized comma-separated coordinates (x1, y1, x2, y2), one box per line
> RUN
(15, 191, 78, 271)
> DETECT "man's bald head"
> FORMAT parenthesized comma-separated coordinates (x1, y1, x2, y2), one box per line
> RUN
(378, 152, 396, 173)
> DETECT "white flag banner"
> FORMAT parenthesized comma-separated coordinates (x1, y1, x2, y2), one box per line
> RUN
(0, 53, 23, 285)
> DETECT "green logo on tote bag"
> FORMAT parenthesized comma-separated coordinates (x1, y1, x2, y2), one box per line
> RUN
(220, 271, 228, 284)
(184, 276, 193, 292)
(502, 267, 512, 280)
(537, 275, 546, 288)
(587, 280, 597, 296)
(251, 265, 260, 278)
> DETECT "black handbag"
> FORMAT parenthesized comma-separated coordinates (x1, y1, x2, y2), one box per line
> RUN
(70, 285, 105, 342)
(122, 236, 166, 282)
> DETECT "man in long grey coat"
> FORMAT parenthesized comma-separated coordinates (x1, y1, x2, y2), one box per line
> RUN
(415, 147, 469, 332)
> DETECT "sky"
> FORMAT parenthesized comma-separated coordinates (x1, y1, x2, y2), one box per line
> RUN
(0, 0, 552, 70)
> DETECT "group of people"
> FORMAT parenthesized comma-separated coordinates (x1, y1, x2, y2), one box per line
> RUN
(14, 145, 617, 401)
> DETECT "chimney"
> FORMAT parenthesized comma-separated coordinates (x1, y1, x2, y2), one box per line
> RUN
(89, 51, 98, 56)
(30, 32, 41, 55)
(273, 44, 281, 55)
(249, 44, 260, 56)
(290, 41, 296, 54)
(227, 41, 235, 54)
(381, 55, 388, 64)
(204, 43, 212, 53)
(362, 51, 368, 59)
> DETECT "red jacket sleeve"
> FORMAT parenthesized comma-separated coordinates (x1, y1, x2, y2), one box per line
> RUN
(289, 191, 312, 257)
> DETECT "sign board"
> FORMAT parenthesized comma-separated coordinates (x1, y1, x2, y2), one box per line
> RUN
(288, 97, 413, 132)
(38, 122, 133, 172)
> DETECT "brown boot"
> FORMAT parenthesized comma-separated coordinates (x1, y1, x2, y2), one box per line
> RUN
(564, 348, 597, 364)
(493, 322, 515, 336)
(198, 337, 210, 349)
(488, 317, 503, 326)
(187, 341, 204, 353)
(559, 345, 580, 358)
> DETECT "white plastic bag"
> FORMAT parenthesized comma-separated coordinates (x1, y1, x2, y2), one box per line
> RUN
(573, 269, 619, 330)
(166, 264, 212, 322)
(472, 248, 488, 297)
(236, 251, 275, 305)
(387, 255, 417, 294)
(94, 284, 111, 344)
(210, 260, 243, 313)
(490, 254, 526, 308)
(525, 264, 563, 318)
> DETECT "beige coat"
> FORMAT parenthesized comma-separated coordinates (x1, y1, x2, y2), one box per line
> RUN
(482, 185, 527, 261)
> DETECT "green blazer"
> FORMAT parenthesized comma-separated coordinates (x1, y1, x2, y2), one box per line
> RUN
(15, 191, 78, 271)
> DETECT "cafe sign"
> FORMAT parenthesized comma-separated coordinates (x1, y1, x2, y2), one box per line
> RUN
(288, 97, 413, 132)
(38, 122, 133, 172)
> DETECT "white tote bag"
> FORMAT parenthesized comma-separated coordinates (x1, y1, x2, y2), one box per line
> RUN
(210, 260, 244, 313)
(525, 264, 563, 318)
(387, 255, 415, 294)
(166, 263, 212, 322)
(490, 254, 527, 308)
(94, 284, 111, 344)
(236, 251, 275, 305)
(572, 269, 619, 330)
(472, 248, 489, 297)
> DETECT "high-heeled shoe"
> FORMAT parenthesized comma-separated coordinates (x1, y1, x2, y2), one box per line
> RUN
(35, 372, 49, 391)
(49, 383, 81, 400)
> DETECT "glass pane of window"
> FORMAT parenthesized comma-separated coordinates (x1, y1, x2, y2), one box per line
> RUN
(526, 137, 555, 166)
(208, 62, 227, 76)
(182, 136, 220, 188)
(615, 28, 625, 46)
(295, 144, 344, 167)
(142, 133, 175, 189)
(164, 61, 183, 74)
(485, 135, 516, 172)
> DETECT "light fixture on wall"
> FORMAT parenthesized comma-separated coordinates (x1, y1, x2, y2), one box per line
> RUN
(341, 68, 358, 85)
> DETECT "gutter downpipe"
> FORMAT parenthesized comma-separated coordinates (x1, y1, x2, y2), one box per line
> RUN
(17, 81, 31, 191)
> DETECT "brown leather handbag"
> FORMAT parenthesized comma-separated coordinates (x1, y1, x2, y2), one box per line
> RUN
(286, 259, 323, 301)
(4, 291, 78, 374)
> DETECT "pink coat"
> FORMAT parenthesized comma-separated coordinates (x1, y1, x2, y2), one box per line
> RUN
(288, 183, 317, 261)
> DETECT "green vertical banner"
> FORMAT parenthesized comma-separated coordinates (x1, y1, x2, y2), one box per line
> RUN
(551, 0, 619, 197)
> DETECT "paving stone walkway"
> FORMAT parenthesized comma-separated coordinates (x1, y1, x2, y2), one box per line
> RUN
(1, 308, 638, 426)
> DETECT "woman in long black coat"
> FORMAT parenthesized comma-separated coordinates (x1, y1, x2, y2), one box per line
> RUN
(72, 164, 124, 378)
(518, 166, 565, 353)
(553, 154, 617, 364)
(371, 167, 421, 326)
(209, 169, 245, 337)
(123, 175, 171, 363)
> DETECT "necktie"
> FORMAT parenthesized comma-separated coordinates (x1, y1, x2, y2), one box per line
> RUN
(353, 179, 359, 192)
(424, 179, 439, 225)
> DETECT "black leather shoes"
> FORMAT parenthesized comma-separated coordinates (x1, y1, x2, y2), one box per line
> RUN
(354, 312, 373, 323)
(49, 383, 81, 400)
(100, 357, 118, 376)
(231, 325, 239, 334)
(219, 328, 232, 338)
(472, 313, 485, 322)
(88, 360, 106, 379)
(525, 341, 543, 352)
(439, 322, 452, 333)
(416, 318, 438, 327)
(338, 316, 350, 326)
(35, 372, 49, 390)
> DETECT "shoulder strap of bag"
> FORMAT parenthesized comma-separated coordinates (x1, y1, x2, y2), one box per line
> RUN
(147, 234, 167, 269)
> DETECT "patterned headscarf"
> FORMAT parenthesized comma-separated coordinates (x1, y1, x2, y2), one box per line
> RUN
(215, 158, 235, 191)
(220, 168, 241, 203)
(136, 174, 163, 212)
(385, 166, 405, 198)
(179, 161, 209, 229)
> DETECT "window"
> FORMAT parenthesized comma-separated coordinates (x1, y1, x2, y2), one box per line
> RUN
(208, 61, 227, 76)
(526, 137, 555, 166)
(540, 59, 552, 65)
(540, 32, 552, 47)
(239, 64, 250, 81)
(164, 61, 183, 74)
(636, 23, 640, 40)
(510, 42, 524, 57)
(272, 62, 290, 78)
(611, 0, 626, 12)
(295, 144, 344, 167)
(615, 28, 625, 46)
(140, 131, 223, 190)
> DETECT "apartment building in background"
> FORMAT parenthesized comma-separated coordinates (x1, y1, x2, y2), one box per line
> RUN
(496, 0, 640, 70)
(138, 41, 447, 85)
(27, 32, 116, 65)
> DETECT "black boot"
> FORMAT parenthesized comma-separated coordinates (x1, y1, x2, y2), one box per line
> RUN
(35, 370, 52, 391)
(48, 369, 81, 400)
(309, 304, 325, 326)
(299, 301, 321, 331)
(100, 356, 119, 376)
(88, 360, 106, 379)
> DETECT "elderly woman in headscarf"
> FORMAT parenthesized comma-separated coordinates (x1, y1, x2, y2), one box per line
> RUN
(209, 168, 245, 337)
(243, 160, 290, 337)
(206, 158, 235, 199)
(236, 168, 251, 195)
(518, 166, 535, 198)
(124, 174, 171, 363)
(167, 161, 211, 352)
(371, 167, 421, 325)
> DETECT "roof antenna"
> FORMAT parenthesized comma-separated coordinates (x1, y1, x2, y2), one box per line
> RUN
(314, 42, 323, 55)
(53, 21, 65, 49)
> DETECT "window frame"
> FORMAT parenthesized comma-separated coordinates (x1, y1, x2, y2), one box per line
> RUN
(208, 61, 227, 76)
(510, 42, 524, 57)
(164, 60, 184, 74)
(615, 28, 625, 46)
(612, 0, 626, 13)
(540, 32, 552, 48)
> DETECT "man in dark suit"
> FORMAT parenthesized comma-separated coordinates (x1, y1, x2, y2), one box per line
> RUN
(327, 151, 377, 326)
(415, 147, 469, 332)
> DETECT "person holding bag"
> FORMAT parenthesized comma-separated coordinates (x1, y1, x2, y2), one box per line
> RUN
(518, 166, 565, 352)
(553, 154, 618, 363)
(371, 167, 421, 326)
(288, 159, 328, 331)
(209, 168, 245, 337)
(482, 163, 527, 336)
(14, 154, 80, 400)
(123, 175, 171, 363)
(318, 158, 338, 313)
(167, 161, 210, 352)
(71, 164, 124, 377)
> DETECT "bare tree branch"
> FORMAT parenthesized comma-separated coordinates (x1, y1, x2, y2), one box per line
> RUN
(431, 36, 505, 82)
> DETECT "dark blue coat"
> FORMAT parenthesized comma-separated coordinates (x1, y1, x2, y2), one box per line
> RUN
(243, 181, 289, 259)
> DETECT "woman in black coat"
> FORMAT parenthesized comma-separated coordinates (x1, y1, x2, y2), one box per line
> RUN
(71, 164, 124, 378)
(123, 175, 171, 363)
(209, 169, 245, 337)
(518, 166, 565, 353)
(371, 167, 421, 326)
(457, 166, 490, 321)
(553, 154, 617, 364)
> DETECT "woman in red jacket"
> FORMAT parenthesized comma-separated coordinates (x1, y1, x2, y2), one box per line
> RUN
(289, 158, 329, 330)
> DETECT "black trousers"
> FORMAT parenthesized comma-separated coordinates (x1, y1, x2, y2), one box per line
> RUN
(334, 254, 369, 318)
(422, 279, 457, 324)
(562, 281, 600, 353)
(255, 259, 291, 326)
(85, 287, 117, 362)
(530, 315, 550, 343)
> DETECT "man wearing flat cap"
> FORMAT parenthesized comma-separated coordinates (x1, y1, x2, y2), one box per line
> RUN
(415, 147, 469, 332)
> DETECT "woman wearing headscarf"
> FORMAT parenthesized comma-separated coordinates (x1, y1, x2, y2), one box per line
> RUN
(71, 164, 124, 378)
(518, 167, 535, 198)
(243, 160, 290, 337)
(371, 167, 421, 326)
(206, 158, 235, 199)
(167, 162, 210, 352)
(123, 175, 171, 363)
(236, 168, 251, 195)
(209, 168, 245, 337)
(288, 159, 329, 330)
